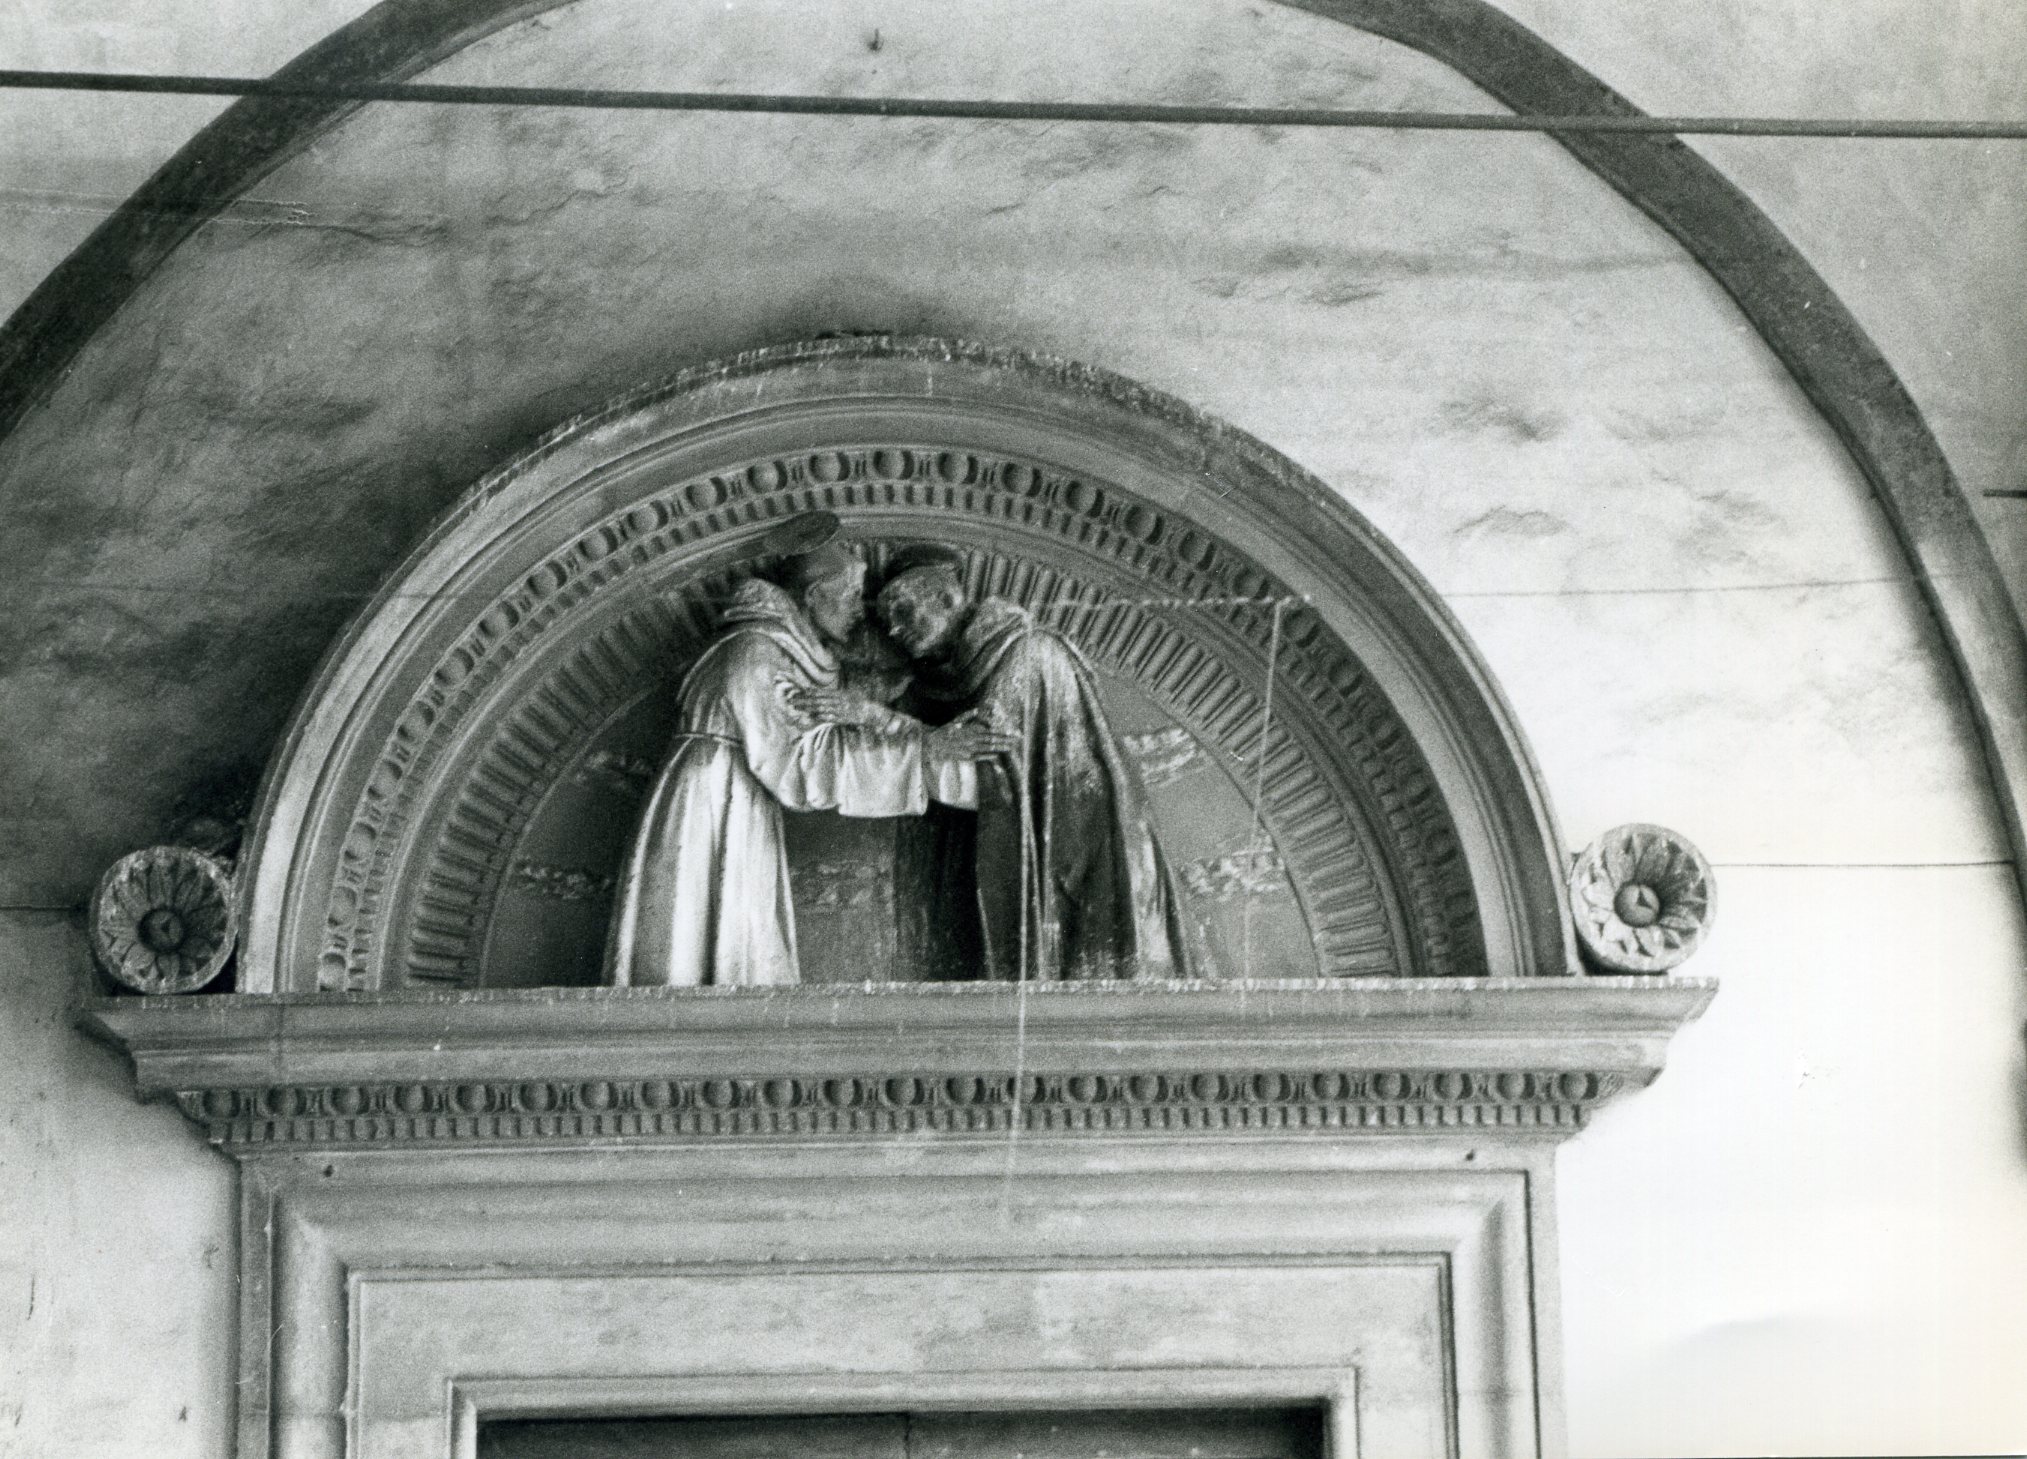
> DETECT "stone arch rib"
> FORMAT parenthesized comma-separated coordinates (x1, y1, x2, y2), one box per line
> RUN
(3, 0, 2021, 904)
(0, 0, 565, 437)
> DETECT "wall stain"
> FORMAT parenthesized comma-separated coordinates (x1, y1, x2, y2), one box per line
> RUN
(1436, 397, 1566, 444)
(1456, 506, 1569, 541)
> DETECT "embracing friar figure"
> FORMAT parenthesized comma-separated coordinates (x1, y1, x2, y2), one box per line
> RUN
(861, 544, 1197, 983)
(603, 515, 1010, 988)
(605, 517, 1193, 987)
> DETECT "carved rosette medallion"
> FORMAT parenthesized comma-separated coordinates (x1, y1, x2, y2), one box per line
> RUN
(88, 846, 239, 993)
(1568, 824, 1714, 973)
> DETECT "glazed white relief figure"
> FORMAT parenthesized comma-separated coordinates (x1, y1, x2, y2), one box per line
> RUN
(602, 514, 1012, 988)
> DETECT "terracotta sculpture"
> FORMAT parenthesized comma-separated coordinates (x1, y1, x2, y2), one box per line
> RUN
(603, 516, 1009, 988)
(867, 546, 1198, 981)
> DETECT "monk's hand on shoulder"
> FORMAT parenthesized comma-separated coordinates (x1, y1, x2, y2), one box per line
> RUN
(787, 685, 887, 728)
(929, 711, 1020, 762)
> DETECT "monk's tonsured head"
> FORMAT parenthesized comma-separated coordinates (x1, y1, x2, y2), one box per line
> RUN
(765, 512, 867, 645)
(876, 544, 970, 659)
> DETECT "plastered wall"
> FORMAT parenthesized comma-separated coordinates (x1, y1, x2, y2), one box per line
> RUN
(1, 3, 2023, 1456)
(0, 914, 237, 1455)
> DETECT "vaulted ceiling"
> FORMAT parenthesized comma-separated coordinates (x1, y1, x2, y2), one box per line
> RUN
(2, 0, 2022, 908)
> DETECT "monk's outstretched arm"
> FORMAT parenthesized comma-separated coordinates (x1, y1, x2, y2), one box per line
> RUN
(727, 643, 977, 814)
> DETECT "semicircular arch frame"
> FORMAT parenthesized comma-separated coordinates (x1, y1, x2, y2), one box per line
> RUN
(3, 0, 2021, 918)
(236, 337, 1577, 989)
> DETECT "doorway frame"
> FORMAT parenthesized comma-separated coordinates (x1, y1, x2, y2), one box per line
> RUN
(453, 1370, 1360, 1459)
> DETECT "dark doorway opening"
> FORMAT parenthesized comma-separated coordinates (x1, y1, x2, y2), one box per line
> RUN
(479, 1405, 1328, 1458)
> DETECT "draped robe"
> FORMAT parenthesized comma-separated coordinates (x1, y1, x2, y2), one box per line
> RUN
(605, 579, 974, 988)
(900, 598, 1196, 982)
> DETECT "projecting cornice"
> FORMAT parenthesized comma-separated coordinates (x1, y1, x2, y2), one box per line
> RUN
(82, 978, 1713, 1152)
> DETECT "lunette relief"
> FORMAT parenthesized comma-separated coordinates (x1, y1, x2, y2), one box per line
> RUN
(74, 341, 1718, 1459)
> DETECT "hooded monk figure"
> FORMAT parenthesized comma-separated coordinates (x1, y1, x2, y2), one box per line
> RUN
(603, 515, 1010, 987)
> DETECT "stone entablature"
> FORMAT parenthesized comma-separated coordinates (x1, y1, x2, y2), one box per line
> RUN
(87, 978, 1713, 1151)
(82, 977, 1712, 1459)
